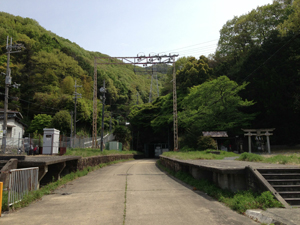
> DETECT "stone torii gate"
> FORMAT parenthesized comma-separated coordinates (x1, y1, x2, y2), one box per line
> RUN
(242, 129, 275, 154)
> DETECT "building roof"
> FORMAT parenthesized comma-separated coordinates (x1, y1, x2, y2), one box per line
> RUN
(202, 131, 228, 138)
(0, 109, 27, 127)
(0, 109, 23, 119)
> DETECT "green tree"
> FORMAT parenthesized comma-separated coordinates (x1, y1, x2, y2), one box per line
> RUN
(180, 76, 255, 135)
(61, 76, 75, 95)
(51, 110, 71, 135)
(113, 125, 131, 150)
(279, 0, 300, 35)
(216, 1, 293, 59)
(27, 114, 53, 134)
(176, 56, 213, 93)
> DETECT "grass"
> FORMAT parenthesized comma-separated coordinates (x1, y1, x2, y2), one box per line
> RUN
(1, 159, 133, 212)
(237, 152, 300, 165)
(64, 148, 142, 157)
(162, 149, 238, 160)
(236, 152, 264, 162)
(157, 160, 283, 213)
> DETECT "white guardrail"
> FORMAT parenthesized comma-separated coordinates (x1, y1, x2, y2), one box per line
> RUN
(8, 167, 39, 206)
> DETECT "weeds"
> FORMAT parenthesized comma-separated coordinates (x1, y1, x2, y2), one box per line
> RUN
(162, 150, 238, 160)
(157, 160, 283, 213)
(237, 152, 300, 165)
(237, 152, 264, 162)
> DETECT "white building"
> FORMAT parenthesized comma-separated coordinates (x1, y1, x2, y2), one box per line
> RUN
(0, 109, 26, 147)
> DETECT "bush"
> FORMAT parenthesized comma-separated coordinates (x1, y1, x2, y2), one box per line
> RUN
(237, 152, 264, 162)
(157, 160, 283, 214)
(197, 136, 217, 150)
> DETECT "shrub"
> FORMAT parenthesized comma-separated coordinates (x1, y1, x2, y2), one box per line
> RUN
(237, 152, 264, 162)
(157, 161, 283, 213)
(197, 136, 217, 150)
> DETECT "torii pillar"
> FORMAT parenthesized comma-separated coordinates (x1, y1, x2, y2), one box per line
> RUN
(242, 129, 275, 154)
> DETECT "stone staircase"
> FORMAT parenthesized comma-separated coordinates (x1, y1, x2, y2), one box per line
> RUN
(258, 168, 300, 207)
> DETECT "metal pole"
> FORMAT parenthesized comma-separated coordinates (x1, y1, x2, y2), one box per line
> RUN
(172, 57, 179, 151)
(70, 111, 73, 148)
(109, 112, 112, 133)
(2, 37, 12, 153)
(74, 80, 77, 139)
(92, 57, 98, 148)
(100, 80, 106, 152)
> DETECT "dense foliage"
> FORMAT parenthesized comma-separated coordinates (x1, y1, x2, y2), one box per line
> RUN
(130, 0, 300, 149)
(0, 12, 161, 137)
(1, 0, 300, 149)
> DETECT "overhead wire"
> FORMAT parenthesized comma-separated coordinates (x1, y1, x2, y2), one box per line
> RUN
(158, 39, 218, 53)
(0, 92, 61, 113)
(158, 39, 219, 58)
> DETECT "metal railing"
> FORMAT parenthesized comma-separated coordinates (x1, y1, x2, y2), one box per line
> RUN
(60, 133, 116, 148)
(8, 167, 39, 206)
(0, 133, 117, 154)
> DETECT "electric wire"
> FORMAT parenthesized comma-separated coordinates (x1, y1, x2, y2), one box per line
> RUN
(158, 39, 218, 53)
(0, 92, 61, 112)
(158, 39, 219, 58)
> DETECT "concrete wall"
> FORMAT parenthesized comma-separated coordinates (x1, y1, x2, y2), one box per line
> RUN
(160, 156, 248, 192)
(76, 154, 134, 171)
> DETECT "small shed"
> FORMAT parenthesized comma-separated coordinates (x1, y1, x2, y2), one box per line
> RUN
(202, 131, 228, 150)
(42, 128, 60, 155)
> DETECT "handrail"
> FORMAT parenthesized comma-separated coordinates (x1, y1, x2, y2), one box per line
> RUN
(247, 166, 290, 208)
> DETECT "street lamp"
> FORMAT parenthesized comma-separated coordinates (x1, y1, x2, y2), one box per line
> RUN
(100, 80, 106, 152)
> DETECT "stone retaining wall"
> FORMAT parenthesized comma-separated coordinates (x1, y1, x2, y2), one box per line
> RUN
(160, 156, 248, 192)
(77, 154, 135, 170)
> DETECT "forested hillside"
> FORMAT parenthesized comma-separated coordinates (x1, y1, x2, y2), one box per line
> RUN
(0, 12, 162, 136)
(129, 0, 300, 149)
(1, 0, 299, 149)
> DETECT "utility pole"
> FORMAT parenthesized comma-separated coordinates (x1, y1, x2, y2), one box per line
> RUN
(109, 112, 112, 133)
(93, 54, 178, 151)
(73, 80, 82, 142)
(149, 73, 153, 103)
(70, 111, 73, 148)
(2, 36, 23, 153)
(92, 58, 97, 148)
(155, 72, 159, 97)
(99, 80, 106, 152)
(172, 57, 179, 151)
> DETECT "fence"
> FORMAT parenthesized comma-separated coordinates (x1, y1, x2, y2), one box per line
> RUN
(60, 133, 116, 148)
(8, 167, 39, 206)
(0, 133, 116, 154)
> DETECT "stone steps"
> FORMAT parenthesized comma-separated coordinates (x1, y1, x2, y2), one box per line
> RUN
(258, 169, 300, 206)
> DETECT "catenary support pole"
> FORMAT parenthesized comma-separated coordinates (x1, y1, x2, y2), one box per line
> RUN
(100, 80, 106, 152)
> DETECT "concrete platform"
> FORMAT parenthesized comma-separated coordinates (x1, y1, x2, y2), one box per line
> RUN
(177, 158, 300, 173)
(160, 156, 300, 193)
(17, 155, 81, 167)
(160, 156, 300, 224)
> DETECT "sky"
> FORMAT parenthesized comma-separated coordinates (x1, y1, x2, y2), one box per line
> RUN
(0, 0, 274, 58)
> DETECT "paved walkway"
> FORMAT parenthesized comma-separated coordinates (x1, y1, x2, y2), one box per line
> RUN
(1, 159, 258, 225)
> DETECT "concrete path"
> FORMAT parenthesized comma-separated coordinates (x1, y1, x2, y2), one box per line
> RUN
(0, 159, 258, 225)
